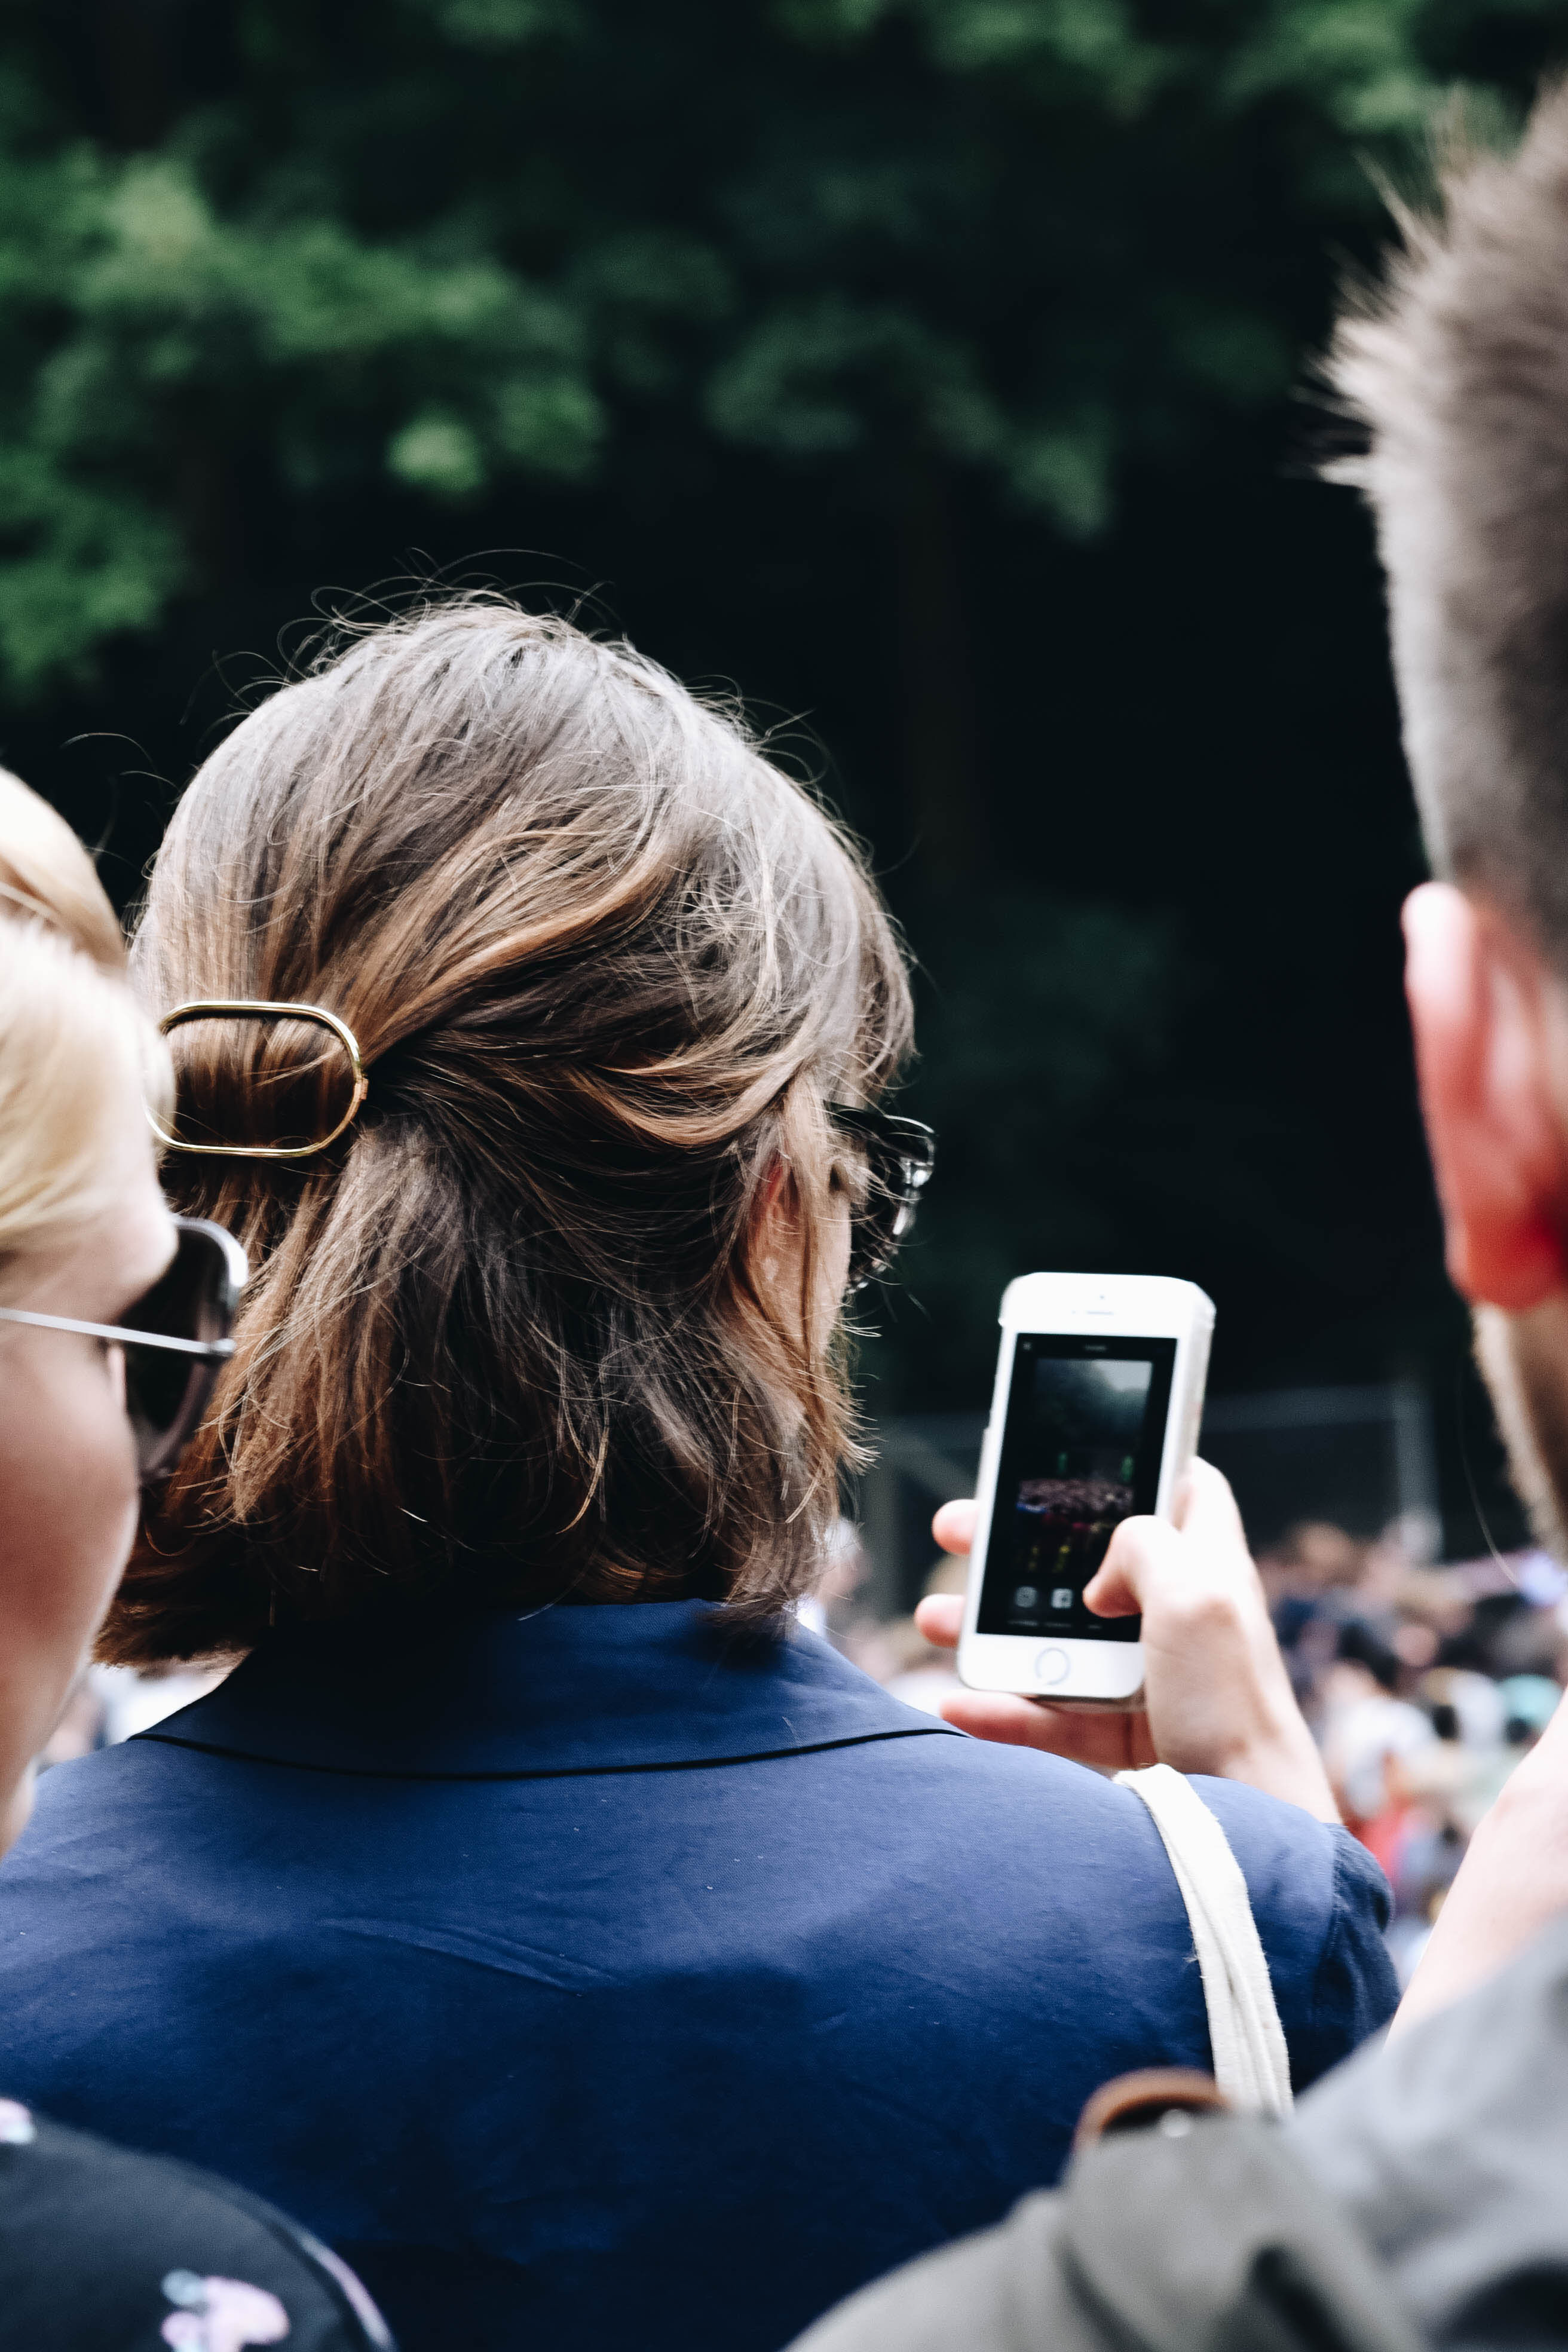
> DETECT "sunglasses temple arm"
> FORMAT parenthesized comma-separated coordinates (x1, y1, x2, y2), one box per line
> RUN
(0, 1310, 233, 1361)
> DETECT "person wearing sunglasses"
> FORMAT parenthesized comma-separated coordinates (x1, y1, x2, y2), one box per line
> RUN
(0, 770, 393, 2347)
(0, 606, 1392, 2352)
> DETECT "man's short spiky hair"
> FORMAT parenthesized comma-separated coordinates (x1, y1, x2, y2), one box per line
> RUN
(1331, 83, 1568, 956)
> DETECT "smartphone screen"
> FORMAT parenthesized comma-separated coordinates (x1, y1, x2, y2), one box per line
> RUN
(975, 1334, 1177, 1641)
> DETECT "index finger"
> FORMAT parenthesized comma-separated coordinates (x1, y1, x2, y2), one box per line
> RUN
(914, 1592, 963, 1650)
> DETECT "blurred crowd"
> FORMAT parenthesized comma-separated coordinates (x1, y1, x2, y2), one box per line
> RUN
(1261, 1520, 1566, 1982)
(818, 1506, 1566, 1984)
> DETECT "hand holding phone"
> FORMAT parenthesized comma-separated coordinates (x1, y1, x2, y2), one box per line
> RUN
(959, 1273, 1215, 1705)
(919, 1464, 1339, 1818)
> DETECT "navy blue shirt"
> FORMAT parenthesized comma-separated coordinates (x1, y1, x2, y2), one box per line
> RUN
(0, 1604, 1394, 2352)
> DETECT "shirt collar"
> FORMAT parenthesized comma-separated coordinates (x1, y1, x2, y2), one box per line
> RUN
(137, 1602, 958, 1780)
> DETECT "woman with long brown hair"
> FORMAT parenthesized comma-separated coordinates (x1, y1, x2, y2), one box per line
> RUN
(0, 602, 1394, 2352)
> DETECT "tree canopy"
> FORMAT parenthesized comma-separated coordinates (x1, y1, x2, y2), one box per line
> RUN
(0, 0, 1535, 694)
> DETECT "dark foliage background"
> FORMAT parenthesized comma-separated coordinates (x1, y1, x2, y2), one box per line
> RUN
(4, 0, 1563, 1544)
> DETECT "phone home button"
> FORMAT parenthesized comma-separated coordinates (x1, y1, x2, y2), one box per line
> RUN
(1033, 1646, 1070, 1688)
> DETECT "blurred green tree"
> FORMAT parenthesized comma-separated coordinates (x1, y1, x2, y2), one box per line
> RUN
(0, 0, 1517, 712)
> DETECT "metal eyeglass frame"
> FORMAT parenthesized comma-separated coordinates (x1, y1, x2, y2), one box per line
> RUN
(0, 1217, 246, 1364)
(0, 1308, 234, 1365)
(0, 1217, 247, 1484)
(826, 1103, 936, 1287)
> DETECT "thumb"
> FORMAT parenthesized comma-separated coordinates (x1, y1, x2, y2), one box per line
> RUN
(1082, 1515, 1181, 1619)
(1083, 1462, 1247, 1617)
(1171, 1456, 1248, 1544)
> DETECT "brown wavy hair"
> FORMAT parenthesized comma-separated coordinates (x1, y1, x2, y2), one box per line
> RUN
(101, 601, 912, 1665)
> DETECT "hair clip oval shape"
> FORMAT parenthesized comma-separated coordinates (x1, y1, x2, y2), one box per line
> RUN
(149, 999, 368, 1160)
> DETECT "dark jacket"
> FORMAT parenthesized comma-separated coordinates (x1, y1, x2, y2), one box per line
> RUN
(786, 2109, 1419, 2352)
(0, 2098, 390, 2351)
(0, 1602, 1396, 2352)
(1290, 1906, 1568, 2349)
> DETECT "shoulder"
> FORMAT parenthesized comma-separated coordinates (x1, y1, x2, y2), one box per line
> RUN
(0, 2099, 391, 2350)
(1190, 1774, 1392, 1930)
(798, 1715, 1206, 1869)
(1189, 1777, 1398, 2077)
(6, 1726, 302, 1869)
(16, 1732, 212, 1823)
(1289, 1909, 1568, 2341)
(788, 2191, 1080, 2352)
(858, 1721, 1379, 1912)
(0, 1740, 246, 1912)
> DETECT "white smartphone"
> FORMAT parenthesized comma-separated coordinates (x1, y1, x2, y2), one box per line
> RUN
(958, 1272, 1215, 1707)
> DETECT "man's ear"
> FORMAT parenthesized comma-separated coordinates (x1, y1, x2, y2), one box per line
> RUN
(1403, 881, 1568, 1310)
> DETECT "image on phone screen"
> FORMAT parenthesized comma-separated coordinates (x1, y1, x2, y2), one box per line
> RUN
(976, 1335, 1176, 1641)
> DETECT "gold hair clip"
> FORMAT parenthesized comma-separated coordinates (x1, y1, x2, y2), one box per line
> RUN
(150, 1000, 368, 1160)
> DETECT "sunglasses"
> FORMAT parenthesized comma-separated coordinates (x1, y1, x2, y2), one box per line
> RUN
(0, 1215, 247, 1486)
(826, 1105, 936, 1290)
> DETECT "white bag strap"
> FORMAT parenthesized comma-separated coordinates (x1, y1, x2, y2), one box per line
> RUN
(1114, 1762, 1293, 2117)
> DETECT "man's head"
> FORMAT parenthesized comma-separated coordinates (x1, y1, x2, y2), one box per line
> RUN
(1333, 83, 1568, 1552)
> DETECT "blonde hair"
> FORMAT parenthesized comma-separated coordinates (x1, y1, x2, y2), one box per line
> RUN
(0, 771, 167, 1285)
(1328, 84, 1568, 946)
(106, 600, 913, 1662)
